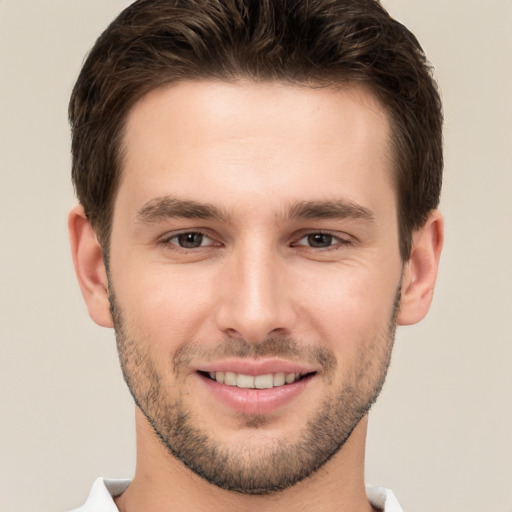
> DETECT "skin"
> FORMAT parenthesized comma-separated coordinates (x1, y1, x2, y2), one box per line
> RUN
(69, 81, 443, 512)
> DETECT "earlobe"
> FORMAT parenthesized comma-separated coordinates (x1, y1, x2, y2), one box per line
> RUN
(68, 205, 113, 328)
(397, 210, 444, 326)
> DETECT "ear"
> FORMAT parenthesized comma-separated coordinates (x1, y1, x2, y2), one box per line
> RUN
(68, 204, 113, 328)
(397, 210, 444, 326)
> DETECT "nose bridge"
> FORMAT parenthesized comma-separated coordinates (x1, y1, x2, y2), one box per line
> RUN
(215, 236, 293, 342)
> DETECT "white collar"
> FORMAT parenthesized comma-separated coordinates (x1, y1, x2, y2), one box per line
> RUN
(69, 477, 403, 512)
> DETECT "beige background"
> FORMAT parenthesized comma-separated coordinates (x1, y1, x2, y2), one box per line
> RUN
(0, 1, 511, 511)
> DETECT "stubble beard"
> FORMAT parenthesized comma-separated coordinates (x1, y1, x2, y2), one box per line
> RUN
(109, 287, 400, 495)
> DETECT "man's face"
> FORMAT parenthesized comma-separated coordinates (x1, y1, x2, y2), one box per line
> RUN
(108, 81, 403, 493)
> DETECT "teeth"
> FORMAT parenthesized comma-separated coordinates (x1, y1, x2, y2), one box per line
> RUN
(273, 372, 285, 386)
(224, 372, 237, 386)
(237, 374, 255, 388)
(254, 374, 273, 389)
(207, 371, 303, 389)
(285, 373, 296, 384)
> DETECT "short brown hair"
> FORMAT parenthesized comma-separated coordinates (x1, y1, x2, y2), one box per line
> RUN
(70, 0, 443, 260)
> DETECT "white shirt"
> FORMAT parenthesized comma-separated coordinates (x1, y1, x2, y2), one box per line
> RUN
(69, 477, 404, 511)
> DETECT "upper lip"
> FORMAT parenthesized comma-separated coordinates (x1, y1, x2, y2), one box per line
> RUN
(196, 358, 318, 376)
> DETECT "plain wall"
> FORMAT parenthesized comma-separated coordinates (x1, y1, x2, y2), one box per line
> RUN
(0, 1, 510, 511)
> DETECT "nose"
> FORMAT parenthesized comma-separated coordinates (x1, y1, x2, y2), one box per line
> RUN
(214, 242, 297, 343)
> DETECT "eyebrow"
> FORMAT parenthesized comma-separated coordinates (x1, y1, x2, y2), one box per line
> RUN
(286, 200, 375, 223)
(136, 196, 374, 224)
(137, 196, 230, 223)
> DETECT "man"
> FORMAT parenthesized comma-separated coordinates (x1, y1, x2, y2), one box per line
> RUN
(68, 0, 443, 510)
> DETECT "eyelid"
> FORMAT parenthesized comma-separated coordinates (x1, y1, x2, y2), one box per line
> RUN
(292, 230, 353, 249)
(158, 229, 220, 248)
(156, 228, 353, 251)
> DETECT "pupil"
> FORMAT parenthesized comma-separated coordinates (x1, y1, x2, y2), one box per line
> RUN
(179, 233, 203, 248)
(308, 233, 332, 247)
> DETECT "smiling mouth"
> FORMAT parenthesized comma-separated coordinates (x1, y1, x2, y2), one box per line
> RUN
(199, 371, 315, 389)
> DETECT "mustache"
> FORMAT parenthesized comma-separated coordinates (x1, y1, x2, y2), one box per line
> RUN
(172, 336, 337, 376)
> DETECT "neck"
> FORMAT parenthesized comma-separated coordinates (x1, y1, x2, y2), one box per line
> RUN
(115, 408, 377, 512)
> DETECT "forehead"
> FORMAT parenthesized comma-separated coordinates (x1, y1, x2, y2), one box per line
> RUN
(123, 80, 390, 152)
(117, 80, 394, 221)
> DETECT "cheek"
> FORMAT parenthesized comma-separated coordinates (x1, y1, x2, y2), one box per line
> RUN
(288, 267, 400, 376)
(300, 270, 397, 393)
(112, 265, 216, 350)
(292, 263, 399, 348)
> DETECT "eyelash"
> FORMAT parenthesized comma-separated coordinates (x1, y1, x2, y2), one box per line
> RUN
(158, 230, 217, 251)
(293, 231, 352, 251)
(158, 230, 352, 252)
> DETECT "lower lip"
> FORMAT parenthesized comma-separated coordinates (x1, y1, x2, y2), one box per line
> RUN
(198, 373, 314, 415)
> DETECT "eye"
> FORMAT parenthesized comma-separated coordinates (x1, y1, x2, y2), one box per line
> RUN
(294, 232, 349, 249)
(168, 232, 213, 249)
